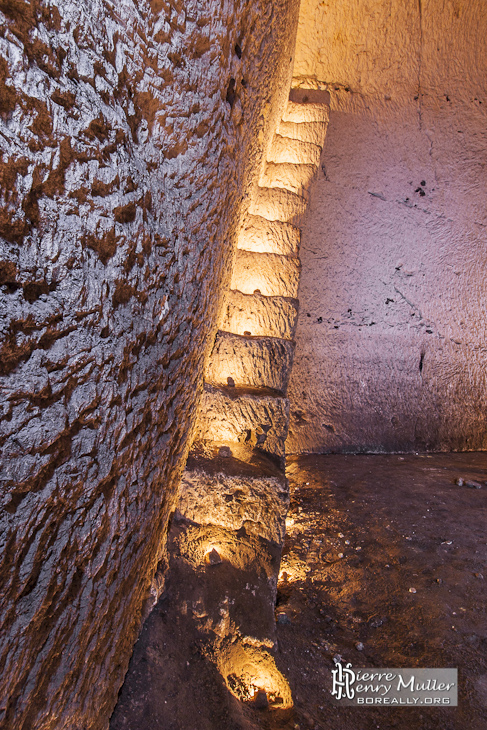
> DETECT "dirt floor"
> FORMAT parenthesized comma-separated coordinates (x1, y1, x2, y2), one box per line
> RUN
(110, 453, 487, 730)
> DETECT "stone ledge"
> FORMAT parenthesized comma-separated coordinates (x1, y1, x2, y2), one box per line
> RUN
(260, 162, 317, 198)
(268, 135, 322, 167)
(277, 119, 328, 147)
(231, 249, 301, 299)
(283, 99, 329, 123)
(250, 186, 308, 223)
(206, 331, 295, 393)
(179, 446, 289, 544)
(237, 215, 301, 256)
(193, 384, 290, 459)
(221, 289, 298, 340)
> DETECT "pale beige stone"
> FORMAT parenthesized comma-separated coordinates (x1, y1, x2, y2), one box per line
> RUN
(179, 449, 289, 544)
(288, 0, 487, 454)
(231, 249, 300, 299)
(260, 162, 317, 198)
(193, 384, 290, 459)
(267, 134, 322, 166)
(250, 186, 307, 223)
(206, 331, 294, 393)
(237, 215, 300, 256)
(282, 100, 329, 123)
(221, 290, 298, 340)
(277, 120, 328, 147)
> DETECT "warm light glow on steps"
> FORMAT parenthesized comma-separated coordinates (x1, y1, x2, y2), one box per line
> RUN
(277, 119, 328, 146)
(221, 290, 298, 340)
(231, 249, 301, 298)
(283, 99, 329, 123)
(250, 186, 307, 223)
(260, 161, 316, 198)
(206, 331, 295, 392)
(236, 215, 301, 256)
(217, 641, 293, 709)
(192, 384, 290, 459)
(174, 90, 330, 722)
(268, 134, 322, 167)
(178, 473, 289, 546)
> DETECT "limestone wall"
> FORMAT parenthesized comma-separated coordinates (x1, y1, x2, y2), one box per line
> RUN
(0, 1, 300, 727)
(287, 0, 487, 453)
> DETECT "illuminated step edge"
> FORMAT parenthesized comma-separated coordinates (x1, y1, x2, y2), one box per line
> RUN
(231, 249, 300, 299)
(220, 290, 298, 340)
(179, 443, 289, 545)
(236, 215, 300, 256)
(277, 119, 328, 147)
(192, 383, 290, 460)
(206, 331, 295, 393)
(283, 99, 329, 124)
(250, 186, 307, 223)
(267, 134, 322, 167)
(260, 162, 317, 198)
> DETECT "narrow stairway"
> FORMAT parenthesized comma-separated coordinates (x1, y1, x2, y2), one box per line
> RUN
(171, 87, 330, 708)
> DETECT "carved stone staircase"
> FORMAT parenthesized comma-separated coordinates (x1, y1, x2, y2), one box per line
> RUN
(170, 88, 330, 706)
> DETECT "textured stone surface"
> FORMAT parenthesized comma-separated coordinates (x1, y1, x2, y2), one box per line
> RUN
(237, 214, 300, 256)
(267, 134, 321, 166)
(0, 0, 301, 728)
(277, 119, 328, 146)
(260, 161, 316, 198)
(192, 384, 290, 459)
(232, 249, 301, 298)
(221, 289, 298, 339)
(110, 451, 487, 729)
(282, 100, 329, 123)
(249, 185, 307, 223)
(179, 447, 289, 544)
(110, 513, 287, 728)
(206, 331, 295, 393)
(287, 0, 487, 454)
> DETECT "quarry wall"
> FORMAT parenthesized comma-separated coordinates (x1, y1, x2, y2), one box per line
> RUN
(0, 1, 300, 727)
(287, 0, 487, 454)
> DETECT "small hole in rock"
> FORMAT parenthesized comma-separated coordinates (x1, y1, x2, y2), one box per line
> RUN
(226, 78, 236, 107)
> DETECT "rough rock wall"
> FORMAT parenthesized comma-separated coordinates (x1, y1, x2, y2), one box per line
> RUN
(0, 1, 300, 728)
(287, 0, 487, 454)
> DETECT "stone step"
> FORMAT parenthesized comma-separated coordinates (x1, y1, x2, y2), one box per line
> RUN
(192, 384, 290, 459)
(260, 162, 316, 198)
(221, 290, 298, 340)
(168, 516, 284, 653)
(249, 186, 307, 223)
(277, 119, 328, 147)
(179, 443, 289, 544)
(206, 331, 294, 393)
(236, 215, 300, 257)
(231, 249, 300, 299)
(267, 134, 322, 167)
(283, 100, 329, 124)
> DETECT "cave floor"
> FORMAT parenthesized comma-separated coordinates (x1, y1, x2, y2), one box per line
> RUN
(110, 453, 487, 730)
